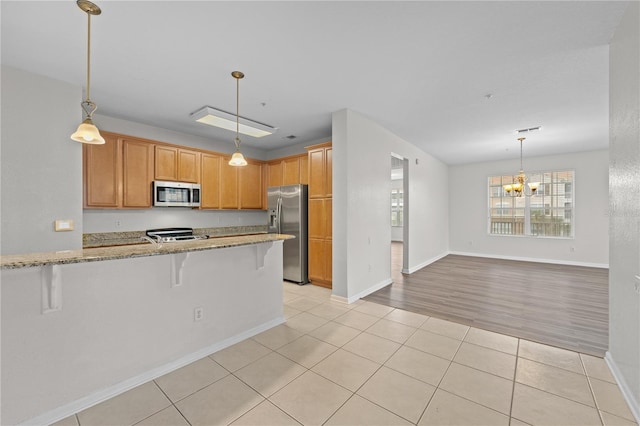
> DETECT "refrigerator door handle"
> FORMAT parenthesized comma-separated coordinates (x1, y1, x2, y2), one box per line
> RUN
(277, 196, 282, 234)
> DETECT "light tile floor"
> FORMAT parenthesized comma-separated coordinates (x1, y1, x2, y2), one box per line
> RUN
(54, 282, 638, 426)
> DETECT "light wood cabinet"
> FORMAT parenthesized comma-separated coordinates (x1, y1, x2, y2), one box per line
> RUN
(122, 138, 154, 208)
(220, 159, 239, 209)
(83, 132, 154, 209)
(178, 149, 200, 183)
(306, 142, 332, 288)
(84, 133, 120, 208)
(299, 155, 309, 185)
(267, 161, 283, 187)
(200, 153, 221, 209)
(239, 162, 263, 209)
(84, 131, 265, 211)
(282, 157, 300, 185)
(154, 146, 200, 183)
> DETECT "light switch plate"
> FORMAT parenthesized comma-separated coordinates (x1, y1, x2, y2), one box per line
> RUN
(54, 220, 74, 232)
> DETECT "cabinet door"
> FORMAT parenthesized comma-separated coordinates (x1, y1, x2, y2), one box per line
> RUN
(325, 148, 332, 197)
(325, 199, 332, 239)
(268, 161, 283, 187)
(178, 149, 200, 183)
(122, 139, 154, 208)
(201, 153, 221, 209)
(220, 159, 239, 209)
(282, 157, 300, 185)
(84, 133, 120, 208)
(308, 149, 325, 198)
(239, 162, 263, 209)
(308, 238, 326, 282)
(308, 199, 325, 239)
(155, 146, 178, 181)
(324, 239, 332, 283)
(299, 155, 309, 185)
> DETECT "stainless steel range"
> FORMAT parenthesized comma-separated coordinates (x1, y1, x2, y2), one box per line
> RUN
(145, 228, 208, 243)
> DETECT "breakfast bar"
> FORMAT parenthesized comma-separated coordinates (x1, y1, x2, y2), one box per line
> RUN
(1, 234, 292, 424)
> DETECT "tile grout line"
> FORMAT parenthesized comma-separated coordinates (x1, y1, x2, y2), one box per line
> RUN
(508, 338, 521, 424)
(580, 354, 606, 426)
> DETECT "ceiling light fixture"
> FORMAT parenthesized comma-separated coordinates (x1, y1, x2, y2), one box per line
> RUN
(503, 137, 539, 197)
(70, 0, 105, 144)
(191, 106, 277, 138)
(228, 71, 248, 167)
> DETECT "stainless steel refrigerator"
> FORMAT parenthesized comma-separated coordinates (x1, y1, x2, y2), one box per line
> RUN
(267, 184, 308, 284)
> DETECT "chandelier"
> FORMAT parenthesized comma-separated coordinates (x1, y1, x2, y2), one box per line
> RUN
(503, 137, 538, 197)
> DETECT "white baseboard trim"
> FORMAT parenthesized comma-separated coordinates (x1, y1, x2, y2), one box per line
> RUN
(604, 352, 640, 424)
(348, 278, 393, 304)
(403, 252, 449, 274)
(448, 251, 609, 269)
(330, 278, 394, 305)
(21, 316, 286, 426)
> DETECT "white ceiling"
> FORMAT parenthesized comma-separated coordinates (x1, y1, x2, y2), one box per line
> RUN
(1, 1, 629, 164)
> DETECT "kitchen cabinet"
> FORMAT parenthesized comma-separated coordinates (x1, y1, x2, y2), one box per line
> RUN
(83, 132, 154, 208)
(84, 131, 264, 211)
(154, 146, 200, 183)
(122, 138, 155, 207)
(267, 161, 283, 187)
(220, 159, 239, 209)
(306, 142, 332, 288)
(239, 162, 263, 209)
(200, 153, 221, 209)
(267, 154, 308, 188)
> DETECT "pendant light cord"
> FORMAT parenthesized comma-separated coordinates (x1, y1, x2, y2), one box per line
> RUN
(86, 12, 91, 103)
(235, 73, 240, 149)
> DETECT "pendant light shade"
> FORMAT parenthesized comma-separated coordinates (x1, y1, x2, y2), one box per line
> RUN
(71, 116, 105, 144)
(229, 148, 248, 166)
(229, 71, 247, 167)
(71, 0, 104, 145)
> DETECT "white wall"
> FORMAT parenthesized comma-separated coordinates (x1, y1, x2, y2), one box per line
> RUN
(608, 2, 640, 421)
(449, 150, 609, 267)
(1, 66, 83, 255)
(1, 242, 284, 425)
(332, 109, 449, 301)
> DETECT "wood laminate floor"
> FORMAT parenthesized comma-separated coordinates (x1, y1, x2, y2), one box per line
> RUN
(365, 242, 609, 356)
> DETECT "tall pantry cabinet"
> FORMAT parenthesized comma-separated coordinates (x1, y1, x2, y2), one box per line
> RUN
(306, 142, 332, 288)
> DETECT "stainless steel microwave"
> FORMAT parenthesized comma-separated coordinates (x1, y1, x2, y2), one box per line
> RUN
(153, 181, 201, 207)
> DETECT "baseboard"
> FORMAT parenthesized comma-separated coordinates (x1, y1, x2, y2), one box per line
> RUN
(448, 251, 609, 269)
(403, 252, 449, 274)
(604, 352, 640, 424)
(348, 278, 393, 304)
(21, 316, 286, 426)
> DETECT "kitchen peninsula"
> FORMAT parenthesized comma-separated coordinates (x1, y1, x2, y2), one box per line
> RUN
(1, 233, 293, 425)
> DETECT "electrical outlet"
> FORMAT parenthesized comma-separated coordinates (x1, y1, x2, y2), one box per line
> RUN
(115, 220, 121, 228)
(194, 307, 204, 322)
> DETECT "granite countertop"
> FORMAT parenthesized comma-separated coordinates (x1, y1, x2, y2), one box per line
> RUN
(1, 233, 293, 270)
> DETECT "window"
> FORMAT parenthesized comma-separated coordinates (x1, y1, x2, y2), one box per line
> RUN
(488, 170, 574, 237)
(391, 188, 403, 226)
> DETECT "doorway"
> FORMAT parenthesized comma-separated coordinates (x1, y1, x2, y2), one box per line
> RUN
(391, 154, 409, 279)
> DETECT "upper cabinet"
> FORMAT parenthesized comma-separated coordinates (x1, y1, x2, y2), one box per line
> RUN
(308, 143, 332, 198)
(83, 132, 154, 209)
(200, 153, 221, 209)
(83, 131, 265, 211)
(154, 146, 200, 183)
(266, 154, 308, 188)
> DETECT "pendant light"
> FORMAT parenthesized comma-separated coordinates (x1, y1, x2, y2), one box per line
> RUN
(70, 0, 105, 144)
(228, 71, 248, 167)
